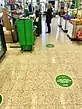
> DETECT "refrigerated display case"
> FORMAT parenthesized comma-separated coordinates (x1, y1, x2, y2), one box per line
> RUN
(0, 24, 7, 59)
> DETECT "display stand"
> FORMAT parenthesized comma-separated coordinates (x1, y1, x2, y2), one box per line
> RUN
(75, 24, 82, 40)
(67, 21, 74, 40)
(58, 15, 62, 27)
(67, 0, 82, 41)
(67, 20, 82, 41)
(62, 18, 68, 32)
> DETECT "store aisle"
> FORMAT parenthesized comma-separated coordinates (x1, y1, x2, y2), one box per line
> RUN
(0, 17, 82, 109)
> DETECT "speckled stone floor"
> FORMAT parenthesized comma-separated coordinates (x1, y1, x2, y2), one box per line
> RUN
(0, 17, 82, 109)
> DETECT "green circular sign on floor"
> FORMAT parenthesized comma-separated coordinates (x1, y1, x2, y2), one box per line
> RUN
(56, 75, 73, 87)
(46, 44, 54, 48)
(0, 95, 2, 105)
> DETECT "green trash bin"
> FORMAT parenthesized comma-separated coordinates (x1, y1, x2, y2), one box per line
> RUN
(25, 19, 34, 45)
(16, 19, 25, 46)
(16, 18, 34, 51)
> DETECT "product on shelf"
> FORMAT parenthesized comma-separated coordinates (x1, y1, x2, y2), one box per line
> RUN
(74, 25, 82, 39)
(64, 4, 68, 12)
(77, 10, 82, 19)
(76, 29, 82, 39)
(70, 19, 82, 25)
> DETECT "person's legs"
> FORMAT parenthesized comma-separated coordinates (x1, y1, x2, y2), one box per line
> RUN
(47, 23, 51, 33)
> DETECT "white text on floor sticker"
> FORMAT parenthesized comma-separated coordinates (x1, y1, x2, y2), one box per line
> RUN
(52, 57, 56, 63)
(31, 92, 37, 109)
(60, 92, 66, 109)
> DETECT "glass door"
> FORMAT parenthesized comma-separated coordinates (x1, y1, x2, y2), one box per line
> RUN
(0, 35, 2, 52)
(0, 34, 4, 58)
(0, 24, 7, 59)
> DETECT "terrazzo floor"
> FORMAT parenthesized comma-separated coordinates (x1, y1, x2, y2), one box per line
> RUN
(0, 17, 82, 109)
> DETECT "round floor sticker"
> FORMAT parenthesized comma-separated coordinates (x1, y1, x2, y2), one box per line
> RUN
(46, 44, 54, 48)
(56, 75, 73, 87)
(0, 95, 2, 105)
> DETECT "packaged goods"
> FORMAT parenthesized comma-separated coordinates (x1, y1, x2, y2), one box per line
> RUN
(77, 11, 82, 19)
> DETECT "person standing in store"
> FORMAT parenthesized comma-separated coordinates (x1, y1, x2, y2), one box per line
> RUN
(46, 3, 53, 33)
(28, 3, 32, 12)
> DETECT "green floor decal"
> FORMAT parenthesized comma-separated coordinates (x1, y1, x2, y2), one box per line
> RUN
(46, 44, 54, 48)
(0, 95, 2, 105)
(56, 75, 73, 87)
